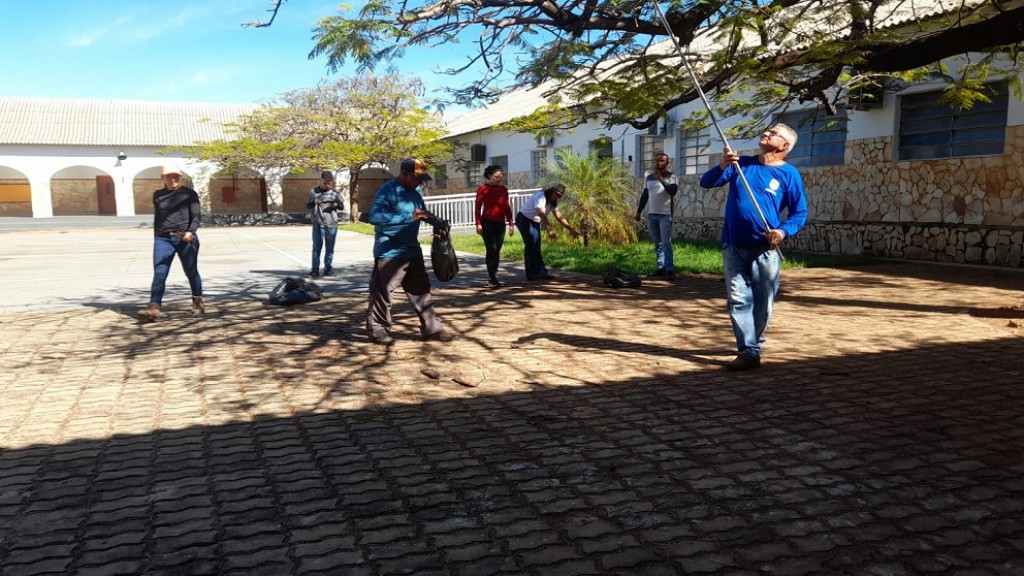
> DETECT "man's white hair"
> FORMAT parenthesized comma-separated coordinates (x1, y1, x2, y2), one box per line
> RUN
(773, 123, 798, 148)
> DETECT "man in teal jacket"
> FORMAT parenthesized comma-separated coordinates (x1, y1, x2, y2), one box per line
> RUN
(366, 158, 455, 346)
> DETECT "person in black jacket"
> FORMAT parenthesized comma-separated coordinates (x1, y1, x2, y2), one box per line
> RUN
(306, 171, 342, 278)
(138, 164, 204, 321)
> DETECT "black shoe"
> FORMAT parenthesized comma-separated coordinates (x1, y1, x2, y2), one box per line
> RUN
(371, 334, 395, 346)
(423, 331, 455, 342)
(308, 270, 320, 278)
(323, 269, 335, 277)
(666, 271, 676, 280)
(488, 278, 503, 288)
(724, 355, 761, 371)
(648, 268, 667, 278)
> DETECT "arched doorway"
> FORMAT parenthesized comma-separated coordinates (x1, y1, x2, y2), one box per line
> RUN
(0, 166, 32, 216)
(281, 170, 321, 215)
(51, 166, 114, 215)
(132, 167, 184, 214)
(353, 166, 392, 221)
(209, 168, 266, 215)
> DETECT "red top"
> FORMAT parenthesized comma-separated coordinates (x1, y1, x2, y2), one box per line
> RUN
(474, 183, 513, 226)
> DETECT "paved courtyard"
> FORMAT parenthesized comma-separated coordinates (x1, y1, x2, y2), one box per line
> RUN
(1, 221, 1023, 575)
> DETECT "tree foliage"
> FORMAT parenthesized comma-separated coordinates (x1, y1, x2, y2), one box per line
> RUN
(296, 0, 1024, 131)
(179, 73, 450, 217)
(544, 149, 638, 247)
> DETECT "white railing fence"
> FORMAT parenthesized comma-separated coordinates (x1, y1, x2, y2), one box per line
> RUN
(423, 188, 539, 233)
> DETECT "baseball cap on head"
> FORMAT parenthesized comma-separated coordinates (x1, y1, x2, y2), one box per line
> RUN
(400, 157, 432, 182)
(161, 163, 184, 177)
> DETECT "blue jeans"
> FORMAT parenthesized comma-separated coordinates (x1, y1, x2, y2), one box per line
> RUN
(150, 234, 202, 305)
(515, 212, 547, 279)
(312, 223, 338, 272)
(722, 243, 780, 358)
(647, 213, 674, 271)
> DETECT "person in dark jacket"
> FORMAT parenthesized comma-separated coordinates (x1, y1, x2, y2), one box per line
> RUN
(306, 170, 343, 278)
(138, 163, 204, 321)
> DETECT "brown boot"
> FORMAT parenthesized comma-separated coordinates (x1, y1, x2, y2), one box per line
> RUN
(137, 303, 162, 321)
(191, 296, 206, 315)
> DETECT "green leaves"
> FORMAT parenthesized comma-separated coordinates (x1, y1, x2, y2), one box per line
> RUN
(543, 149, 638, 246)
(309, 15, 408, 72)
(176, 73, 451, 202)
(293, 0, 1024, 135)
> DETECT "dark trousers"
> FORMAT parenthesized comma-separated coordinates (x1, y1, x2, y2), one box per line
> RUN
(366, 257, 443, 339)
(515, 212, 547, 279)
(481, 219, 507, 279)
(149, 234, 202, 305)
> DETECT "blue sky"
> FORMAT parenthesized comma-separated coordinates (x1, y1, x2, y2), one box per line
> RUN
(0, 1, 480, 108)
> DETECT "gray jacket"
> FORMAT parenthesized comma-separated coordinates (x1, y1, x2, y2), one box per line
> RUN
(307, 186, 343, 227)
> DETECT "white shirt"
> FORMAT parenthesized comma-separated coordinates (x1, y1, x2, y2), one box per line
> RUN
(644, 171, 678, 215)
(518, 190, 549, 223)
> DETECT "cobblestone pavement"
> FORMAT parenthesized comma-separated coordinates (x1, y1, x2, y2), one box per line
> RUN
(1, 226, 1023, 575)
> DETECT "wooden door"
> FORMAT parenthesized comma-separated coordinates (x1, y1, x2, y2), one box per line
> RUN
(96, 175, 116, 215)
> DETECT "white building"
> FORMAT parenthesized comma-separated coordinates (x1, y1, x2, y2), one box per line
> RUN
(433, 3, 1024, 268)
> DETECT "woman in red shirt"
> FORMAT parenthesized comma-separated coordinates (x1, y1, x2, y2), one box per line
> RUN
(475, 165, 515, 288)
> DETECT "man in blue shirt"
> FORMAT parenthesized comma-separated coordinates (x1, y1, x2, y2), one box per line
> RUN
(366, 158, 454, 346)
(699, 124, 808, 370)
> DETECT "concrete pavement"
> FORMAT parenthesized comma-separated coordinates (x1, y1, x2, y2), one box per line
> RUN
(0, 222, 501, 313)
(1, 221, 1023, 575)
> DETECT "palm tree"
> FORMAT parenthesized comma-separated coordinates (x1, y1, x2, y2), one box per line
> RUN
(543, 149, 638, 247)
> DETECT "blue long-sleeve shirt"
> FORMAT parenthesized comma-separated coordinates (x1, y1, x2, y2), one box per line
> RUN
(699, 156, 808, 245)
(368, 179, 443, 259)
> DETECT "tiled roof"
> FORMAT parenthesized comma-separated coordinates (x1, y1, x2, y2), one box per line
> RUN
(443, 81, 562, 138)
(0, 97, 258, 146)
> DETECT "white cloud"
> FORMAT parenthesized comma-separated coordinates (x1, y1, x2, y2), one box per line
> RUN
(67, 3, 239, 47)
(67, 16, 132, 47)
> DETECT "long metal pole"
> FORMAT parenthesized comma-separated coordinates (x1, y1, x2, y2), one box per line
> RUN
(650, 1, 782, 259)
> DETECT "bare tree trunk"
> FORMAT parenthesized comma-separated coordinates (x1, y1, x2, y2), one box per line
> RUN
(348, 170, 361, 222)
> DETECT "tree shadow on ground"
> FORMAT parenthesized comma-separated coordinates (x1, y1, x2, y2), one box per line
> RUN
(1, 325, 1022, 575)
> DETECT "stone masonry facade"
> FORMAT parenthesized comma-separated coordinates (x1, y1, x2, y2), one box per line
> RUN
(675, 126, 1024, 268)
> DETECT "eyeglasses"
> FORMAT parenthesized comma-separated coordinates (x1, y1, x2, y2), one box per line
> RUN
(765, 129, 790, 143)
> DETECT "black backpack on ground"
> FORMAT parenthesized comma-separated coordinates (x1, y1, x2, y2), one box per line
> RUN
(603, 266, 642, 289)
(269, 277, 324, 305)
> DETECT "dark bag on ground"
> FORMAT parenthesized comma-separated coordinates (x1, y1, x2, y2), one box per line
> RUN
(431, 222, 459, 282)
(269, 277, 324, 305)
(603, 266, 642, 289)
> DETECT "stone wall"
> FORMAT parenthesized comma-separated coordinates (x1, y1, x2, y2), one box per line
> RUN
(675, 126, 1024, 267)
(0, 202, 31, 215)
(676, 219, 1024, 267)
(202, 213, 293, 226)
(51, 179, 98, 214)
(132, 178, 164, 213)
(283, 179, 317, 214)
(209, 176, 264, 214)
